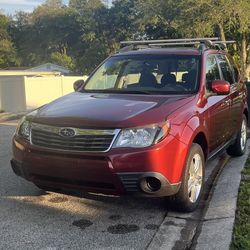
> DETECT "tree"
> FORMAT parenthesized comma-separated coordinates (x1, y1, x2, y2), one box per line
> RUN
(68, 0, 109, 74)
(137, 0, 183, 39)
(5, 0, 250, 76)
(69, 0, 104, 10)
(10, 1, 80, 69)
(138, 0, 250, 76)
(51, 52, 75, 71)
(0, 13, 19, 68)
(228, 0, 250, 75)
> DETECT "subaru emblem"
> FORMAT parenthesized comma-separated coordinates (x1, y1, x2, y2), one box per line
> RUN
(59, 128, 77, 137)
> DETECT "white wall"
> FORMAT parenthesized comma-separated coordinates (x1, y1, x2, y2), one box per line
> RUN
(0, 75, 87, 112)
(0, 76, 26, 112)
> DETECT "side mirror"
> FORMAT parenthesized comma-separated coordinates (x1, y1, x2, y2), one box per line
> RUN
(73, 80, 85, 92)
(211, 80, 230, 95)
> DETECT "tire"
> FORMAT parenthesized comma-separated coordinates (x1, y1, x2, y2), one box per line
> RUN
(227, 114, 247, 157)
(167, 143, 205, 212)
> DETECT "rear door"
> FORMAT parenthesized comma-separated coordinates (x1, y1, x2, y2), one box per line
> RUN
(205, 54, 231, 152)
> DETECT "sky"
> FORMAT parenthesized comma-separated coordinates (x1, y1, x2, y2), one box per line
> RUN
(0, 0, 69, 15)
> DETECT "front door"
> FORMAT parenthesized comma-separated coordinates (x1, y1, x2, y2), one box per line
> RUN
(205, 54, 231, 152)
(217, 55, 243, 136)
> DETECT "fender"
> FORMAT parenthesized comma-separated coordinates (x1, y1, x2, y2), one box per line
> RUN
(167, 115, 208, 183)
(171, 115, 208, 146)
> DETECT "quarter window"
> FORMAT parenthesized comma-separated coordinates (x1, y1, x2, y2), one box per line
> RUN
(205, 55, 220, 91)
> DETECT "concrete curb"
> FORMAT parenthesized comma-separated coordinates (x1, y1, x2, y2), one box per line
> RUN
(147, 154, 231, 250)
(194, 142, 249, 250)
(148, 142, 249, 250)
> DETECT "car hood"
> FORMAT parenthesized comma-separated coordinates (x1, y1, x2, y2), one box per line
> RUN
(32, 92, 195, 128)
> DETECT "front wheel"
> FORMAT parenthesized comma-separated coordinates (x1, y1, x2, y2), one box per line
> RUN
(227, 114, 247, 157)
(167, 143, 205, 212)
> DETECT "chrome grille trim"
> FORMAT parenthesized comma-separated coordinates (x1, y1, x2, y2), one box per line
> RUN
(30, 123, 120, 153)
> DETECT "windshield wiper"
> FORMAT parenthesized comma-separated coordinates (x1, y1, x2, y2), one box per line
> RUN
(83, 89, 153, 95)
(116, 90, 153, 95)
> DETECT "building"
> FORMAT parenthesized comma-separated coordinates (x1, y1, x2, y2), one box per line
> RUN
(5, 63, 71, 76)
(27, 63, 71, 75)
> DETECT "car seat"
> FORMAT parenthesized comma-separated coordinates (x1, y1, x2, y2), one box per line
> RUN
(183, 70, 197, 89)
(138, 72, 158, 88)
(161, 73, 177, 86)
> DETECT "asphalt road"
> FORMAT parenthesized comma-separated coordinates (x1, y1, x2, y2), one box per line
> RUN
(0, 121, 229, 250)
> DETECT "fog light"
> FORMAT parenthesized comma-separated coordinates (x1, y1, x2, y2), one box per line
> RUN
(140, 177, 161, 193)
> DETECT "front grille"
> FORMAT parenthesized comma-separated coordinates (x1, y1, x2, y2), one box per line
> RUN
(31, 123, 118, 152)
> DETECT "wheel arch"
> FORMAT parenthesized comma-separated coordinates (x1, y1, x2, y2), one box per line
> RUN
(192, 132, 208, 160)
(243, 108, 249, 126)
(179, 116, 209, 161)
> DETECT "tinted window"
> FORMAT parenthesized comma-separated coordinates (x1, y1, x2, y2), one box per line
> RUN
(217, 55, 234, 84)
(84, 55, 201, 94)
(206, 55, 220, 83)
(228, 56, 240, 82)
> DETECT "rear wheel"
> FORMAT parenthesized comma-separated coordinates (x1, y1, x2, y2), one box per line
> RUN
(227, 114, 247, 157)
(167, 143, 205, 212)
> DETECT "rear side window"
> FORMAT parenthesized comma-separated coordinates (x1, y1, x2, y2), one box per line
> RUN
(216, 55, 234, 84)
(206, 55, 220, 83)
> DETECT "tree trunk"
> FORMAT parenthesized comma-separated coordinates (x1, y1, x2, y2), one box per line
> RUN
(241, 33, 247, 76)
(218, 23, 226, 41)
(245, 64, 250, 80)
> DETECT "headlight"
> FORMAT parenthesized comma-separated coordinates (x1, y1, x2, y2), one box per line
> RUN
(113, 121, 170, 148)
(16, 116, 31, 140)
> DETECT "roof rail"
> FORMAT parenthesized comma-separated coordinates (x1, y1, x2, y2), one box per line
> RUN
(119, 38, 235, 53)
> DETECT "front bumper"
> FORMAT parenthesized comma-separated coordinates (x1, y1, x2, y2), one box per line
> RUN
(11, 134, 188, 197)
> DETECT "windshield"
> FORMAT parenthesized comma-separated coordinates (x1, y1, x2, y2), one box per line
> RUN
(84, 54, 201, 94)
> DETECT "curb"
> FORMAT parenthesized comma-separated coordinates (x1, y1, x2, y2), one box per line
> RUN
(148, 142, 249, 250)
(147, 154, 231, 250)
(193, 142, 249, 250)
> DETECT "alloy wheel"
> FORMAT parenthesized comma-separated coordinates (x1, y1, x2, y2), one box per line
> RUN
(188, 153, 203, 203)
(240, 118, 247, 151)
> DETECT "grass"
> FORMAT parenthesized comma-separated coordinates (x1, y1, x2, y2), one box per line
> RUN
(231, 157, 250, 250)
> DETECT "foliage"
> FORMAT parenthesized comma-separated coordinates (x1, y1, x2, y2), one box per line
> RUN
(231, 157, 250, 250)
(0, 14, 19, 68)
(50, 52, 75, 71)
(1, 0, 250, 75)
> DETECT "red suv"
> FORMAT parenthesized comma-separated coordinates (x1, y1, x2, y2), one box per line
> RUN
(11, 38, 248, 212)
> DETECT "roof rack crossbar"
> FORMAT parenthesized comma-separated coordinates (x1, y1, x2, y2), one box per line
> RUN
(118, 39, 236, 53)
(120, 37, 219, 45)
(149, 41, 235, 46)
(212, 41, 235, 44)
(149, 42, 201, 46)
